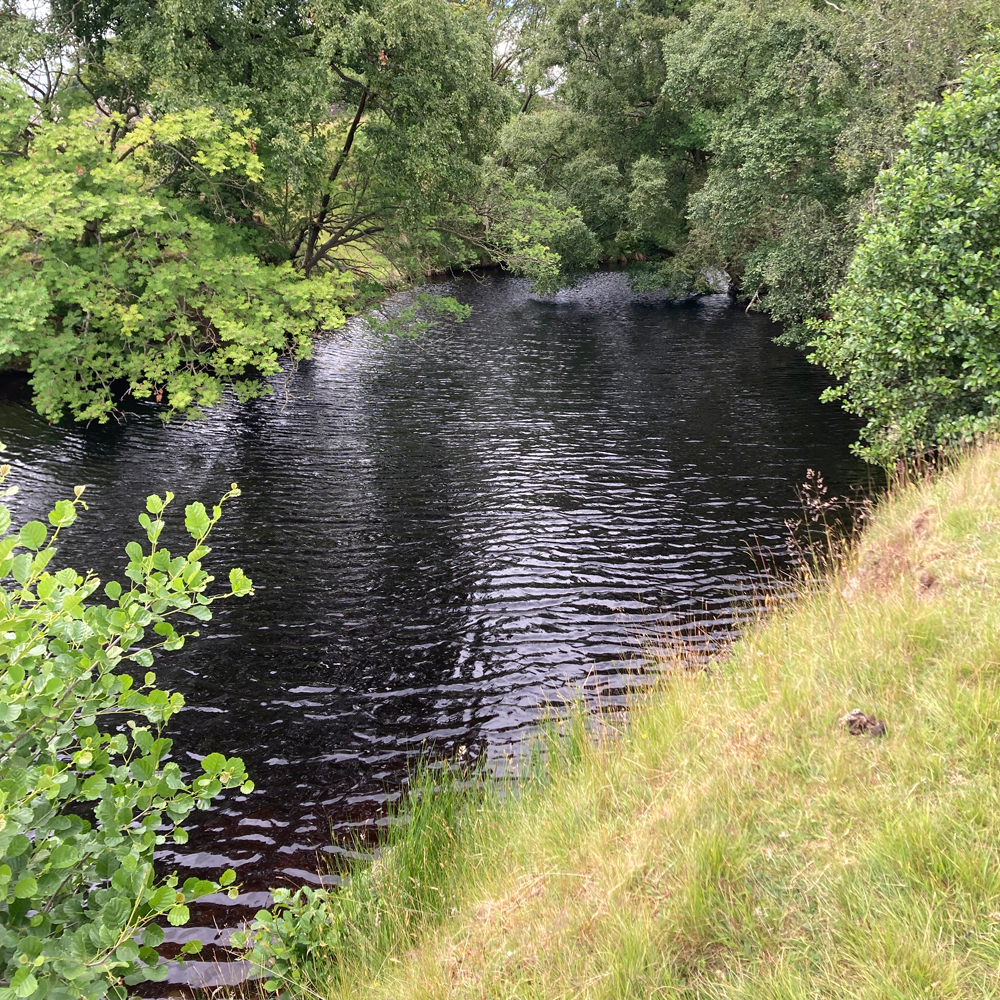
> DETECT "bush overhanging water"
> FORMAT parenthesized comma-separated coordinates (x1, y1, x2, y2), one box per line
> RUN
(0, 454, 253, 1000)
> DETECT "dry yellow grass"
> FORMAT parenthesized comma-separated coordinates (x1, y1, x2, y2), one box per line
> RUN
(249, 444, 1000, 1000)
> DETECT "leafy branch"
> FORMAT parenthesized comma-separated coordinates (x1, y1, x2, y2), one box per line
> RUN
(0, 446, 256, 999)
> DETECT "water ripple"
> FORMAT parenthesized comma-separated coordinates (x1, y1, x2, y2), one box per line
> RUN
(0, 273, 866, 985)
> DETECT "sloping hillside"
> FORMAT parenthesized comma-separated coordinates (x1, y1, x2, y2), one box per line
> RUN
(251, 445, 1000, 999)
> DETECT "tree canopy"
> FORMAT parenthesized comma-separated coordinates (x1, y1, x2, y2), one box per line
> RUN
(0, 0, 589, 422)
(3, 0, 1000, 453)
(812, 50, 1000, 463)
(0, 86, 350, 422)
(501, 0, 999, 323)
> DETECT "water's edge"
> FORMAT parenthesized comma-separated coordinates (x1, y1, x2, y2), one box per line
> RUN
(0, 273, 866, 989)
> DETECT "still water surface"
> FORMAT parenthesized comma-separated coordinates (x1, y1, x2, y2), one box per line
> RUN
(0, 274, 866, 982)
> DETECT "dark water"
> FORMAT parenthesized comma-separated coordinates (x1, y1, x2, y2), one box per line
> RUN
(0, 274, 865, 985)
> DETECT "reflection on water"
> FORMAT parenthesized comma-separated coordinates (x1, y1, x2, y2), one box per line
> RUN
(0, 273, 866, 986)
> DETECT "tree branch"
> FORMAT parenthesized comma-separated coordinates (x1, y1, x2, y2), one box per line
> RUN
(303, 89, 369, 273)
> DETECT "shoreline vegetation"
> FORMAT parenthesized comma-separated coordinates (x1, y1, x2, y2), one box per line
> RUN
(243, 443, 1000, 998)
(6, 1, 1000, 994)
(4, 0, 999, 446)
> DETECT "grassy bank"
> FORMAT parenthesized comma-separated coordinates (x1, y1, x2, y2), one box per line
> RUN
(250, 444, 1000, 999)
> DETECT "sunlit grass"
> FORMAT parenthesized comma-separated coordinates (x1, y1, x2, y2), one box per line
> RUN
(263, 443, 1000, 999)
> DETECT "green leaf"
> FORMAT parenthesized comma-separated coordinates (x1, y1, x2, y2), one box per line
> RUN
(19, 521, 47, 550)
(10, 552, 32, 584)
(148, 887, 176, 912)
(81, 775, 107, 798)
(167, 904, 190, 926)
(115, 938, 141, 964)
(200, 753, 226, 774)
(50, 844, 79, 868)
(229, 567, 253, 596)
(49, 499, 78, 528)
(14, 875, 38, 898)
(131, 728, 154, 752)
(12, 971, 37, 998)
(143, 923, 165, 948)
(130, 756, 156, 782)
(189, 879, 216, 898)
(184, 503, 211, 540)
(0, 702, 23, 723)
(102, 897, 131, 930)
(144, 963, 170, 982)
(7, 834, 30, 858)
(105, 580, 123, 600)
(31, 548, 55, 576)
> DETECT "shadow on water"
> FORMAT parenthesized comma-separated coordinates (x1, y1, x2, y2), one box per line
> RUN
(0, 273, 868, 989)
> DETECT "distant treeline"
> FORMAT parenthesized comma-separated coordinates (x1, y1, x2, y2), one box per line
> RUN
(2, 0, 999, 458)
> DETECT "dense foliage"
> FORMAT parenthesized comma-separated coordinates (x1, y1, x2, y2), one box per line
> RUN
(107, 0, 509, 276)
(499, 0, 998, 333)
(4, 0, 999, 433)
(0, 86, 351, 423)
(5, 1, 1000, 994)
(0, 457, 254, 998)
(0, 0, 594, 422)
(812, 51, 1000, 464)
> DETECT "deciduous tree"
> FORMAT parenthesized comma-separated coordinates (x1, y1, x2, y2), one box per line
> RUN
(812, 50, 1000, 462)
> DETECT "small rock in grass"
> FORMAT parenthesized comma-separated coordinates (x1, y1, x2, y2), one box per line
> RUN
(839, 709, 887, 737)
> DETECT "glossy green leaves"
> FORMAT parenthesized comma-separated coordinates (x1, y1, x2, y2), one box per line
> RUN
(812, 48, 1000, 463)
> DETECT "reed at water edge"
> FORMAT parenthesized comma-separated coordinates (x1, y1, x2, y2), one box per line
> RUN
(242, 442, 1000, 999)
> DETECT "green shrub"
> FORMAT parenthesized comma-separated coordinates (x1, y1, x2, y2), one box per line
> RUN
(812, 48, 1000, 464)
(0, 79, 351, 423)
(0, 451, 254, 999)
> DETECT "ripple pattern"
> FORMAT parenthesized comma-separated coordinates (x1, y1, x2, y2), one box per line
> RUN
(0, 273, 866, 986)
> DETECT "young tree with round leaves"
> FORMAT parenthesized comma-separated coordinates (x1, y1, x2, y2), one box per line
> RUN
(0, 451, 255, 999)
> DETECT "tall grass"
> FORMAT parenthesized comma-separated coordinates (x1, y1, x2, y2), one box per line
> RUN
(245, 444, 1000, 999)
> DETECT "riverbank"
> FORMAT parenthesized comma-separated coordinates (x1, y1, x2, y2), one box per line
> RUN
(247, 444, 1000, 997)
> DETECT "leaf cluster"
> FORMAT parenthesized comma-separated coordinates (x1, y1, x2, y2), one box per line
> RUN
(0, 455, 254, 999)
(0, 76, 352, 423)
